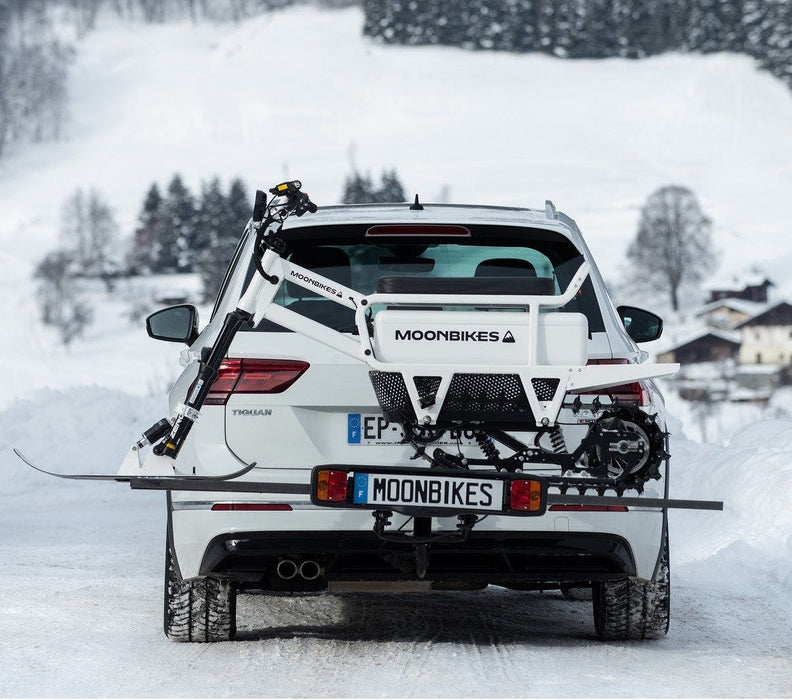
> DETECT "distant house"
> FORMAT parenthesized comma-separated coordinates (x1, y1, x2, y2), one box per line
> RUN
(732, 364, 783, 402)
(707, 272, 774, 304)
(696, 298, 768, 330)
(657, 329, 741, 365)
(735, 301, 792, 365)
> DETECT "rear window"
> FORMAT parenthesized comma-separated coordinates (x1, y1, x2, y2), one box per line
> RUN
(241, 224, 604, 333)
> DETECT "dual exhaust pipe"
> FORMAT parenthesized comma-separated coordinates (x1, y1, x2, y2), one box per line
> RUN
(276, 558, 323, 581)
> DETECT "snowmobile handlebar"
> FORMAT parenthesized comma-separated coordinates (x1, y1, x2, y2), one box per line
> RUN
(254, 180, 317, 225)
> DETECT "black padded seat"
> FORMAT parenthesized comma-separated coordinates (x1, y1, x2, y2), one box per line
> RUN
(376, 275, 555, 296)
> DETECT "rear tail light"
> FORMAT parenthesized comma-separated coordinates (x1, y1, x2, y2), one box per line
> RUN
(204, 359, 309, 405)
(510, 479, 544, 513)
(574, 359, 649, 405)
(549, 504, 628, 512)
(315, 469, 349, 502)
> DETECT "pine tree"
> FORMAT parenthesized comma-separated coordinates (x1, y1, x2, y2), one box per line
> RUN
(127, 182, 166, 274)
(195, 177, 239, 301)
(161, 173, 196, 272)
(688, 0, 726, 53)
(512, 0, 539, 52)
(720, 0, 747, 52)
(377, 169, 406, 203)
(0, 1, 10, 157)
(760, 0, 792, 86)
(534, 0, 556, 51)
(341, 171, 375, 203)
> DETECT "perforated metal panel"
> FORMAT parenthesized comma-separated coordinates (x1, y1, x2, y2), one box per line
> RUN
(531, 377, 561, 402)
(369, 371, 536, 425)
(369, 371, 415, 422)
(413, 376, 442, 408)
(439, 373, 532, 422)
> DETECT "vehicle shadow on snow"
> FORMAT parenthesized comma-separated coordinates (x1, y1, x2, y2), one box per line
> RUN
(235, 587, 597, 645)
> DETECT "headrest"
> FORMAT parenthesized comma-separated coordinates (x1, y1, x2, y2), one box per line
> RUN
(377, 275, 555, 296)
(286, 247, 352, 299)
(475, 258, 537, 277)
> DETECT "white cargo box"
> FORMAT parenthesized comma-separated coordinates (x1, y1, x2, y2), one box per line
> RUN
(371, 310, 588, 366)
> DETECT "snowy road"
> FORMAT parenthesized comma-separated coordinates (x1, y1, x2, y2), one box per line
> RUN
(1, 390, 791, 697)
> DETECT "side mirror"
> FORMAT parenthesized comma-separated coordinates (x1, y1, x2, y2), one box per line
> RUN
(617, 305, 663, 343)
(146, 305, 200, 345)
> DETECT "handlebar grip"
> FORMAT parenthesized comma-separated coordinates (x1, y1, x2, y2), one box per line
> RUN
(253, 190, 267, 221)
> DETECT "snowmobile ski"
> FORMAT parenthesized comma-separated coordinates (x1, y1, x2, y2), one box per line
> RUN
(13, 449, 257, 483)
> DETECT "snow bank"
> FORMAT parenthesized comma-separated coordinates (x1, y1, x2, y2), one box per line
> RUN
(670, 415, 792, 599)
(0, 387, 163, 495)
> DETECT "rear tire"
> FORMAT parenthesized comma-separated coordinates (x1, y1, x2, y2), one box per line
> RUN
(592, 536, 670, 641)
(163, 541, 237, 642)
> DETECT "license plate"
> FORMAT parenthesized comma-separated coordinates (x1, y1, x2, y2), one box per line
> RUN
(352, 472, 504, 512)
(347, 413, 480, 446)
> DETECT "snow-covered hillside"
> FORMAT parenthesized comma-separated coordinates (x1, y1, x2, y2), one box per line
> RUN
(3, 5, 792, 407)
(1, 6, 792, 696)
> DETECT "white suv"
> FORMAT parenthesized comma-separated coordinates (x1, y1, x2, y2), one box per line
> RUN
(144, 199, 679, 642)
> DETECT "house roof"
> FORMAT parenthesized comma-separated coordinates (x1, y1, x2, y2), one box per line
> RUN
(657, 328, 741, 355)
(696, 298, 769, 318)
(734, 301, 792, 329)
(706, 271, 774, 291)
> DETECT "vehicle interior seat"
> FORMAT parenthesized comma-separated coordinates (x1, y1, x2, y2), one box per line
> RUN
(474, 257, 537, 278)
(285, 247, 356, 330)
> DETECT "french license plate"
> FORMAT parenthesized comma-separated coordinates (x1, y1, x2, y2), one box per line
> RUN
(352, 472, 504, 513)
(347, 413, 480, 446)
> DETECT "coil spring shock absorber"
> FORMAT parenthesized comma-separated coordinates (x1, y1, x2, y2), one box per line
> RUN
(548, 426, 567, 454)
(475, 431, 500, 463)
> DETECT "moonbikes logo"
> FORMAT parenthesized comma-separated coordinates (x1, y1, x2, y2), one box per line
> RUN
(395, 329, 516, 343)
(288, 270, 342, 297)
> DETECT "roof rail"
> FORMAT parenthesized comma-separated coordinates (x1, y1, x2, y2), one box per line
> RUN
(545, 200, 556, 220)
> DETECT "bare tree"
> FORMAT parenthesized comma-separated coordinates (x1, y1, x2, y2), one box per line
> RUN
(59, 187, 119, 287)
(626, 185, 717, 311)
(34, 249, 94, 346)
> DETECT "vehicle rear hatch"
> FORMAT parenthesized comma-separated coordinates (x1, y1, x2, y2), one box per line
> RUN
(219, 220, 613, 472)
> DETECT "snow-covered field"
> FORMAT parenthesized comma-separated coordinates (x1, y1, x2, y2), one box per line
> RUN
(1, 389, 790, 697)
(1, 5, 792, 697)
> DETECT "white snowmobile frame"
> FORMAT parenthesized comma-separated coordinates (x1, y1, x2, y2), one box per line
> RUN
(246, 247, 679, 428)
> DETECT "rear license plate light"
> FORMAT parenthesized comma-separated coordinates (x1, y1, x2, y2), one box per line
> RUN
(510, 479, 544, 512)
(315, 469, 349, 502)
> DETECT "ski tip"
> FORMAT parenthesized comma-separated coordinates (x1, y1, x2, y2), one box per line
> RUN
(13, 448, 40, 471)
(12, 448, 129, 482)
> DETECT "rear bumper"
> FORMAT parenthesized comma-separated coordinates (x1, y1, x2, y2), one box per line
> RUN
(198, 530, 636, 590)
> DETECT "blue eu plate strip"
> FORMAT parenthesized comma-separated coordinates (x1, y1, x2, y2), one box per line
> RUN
(353, 473, 369, 504)
(347, 413, 361, 444)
